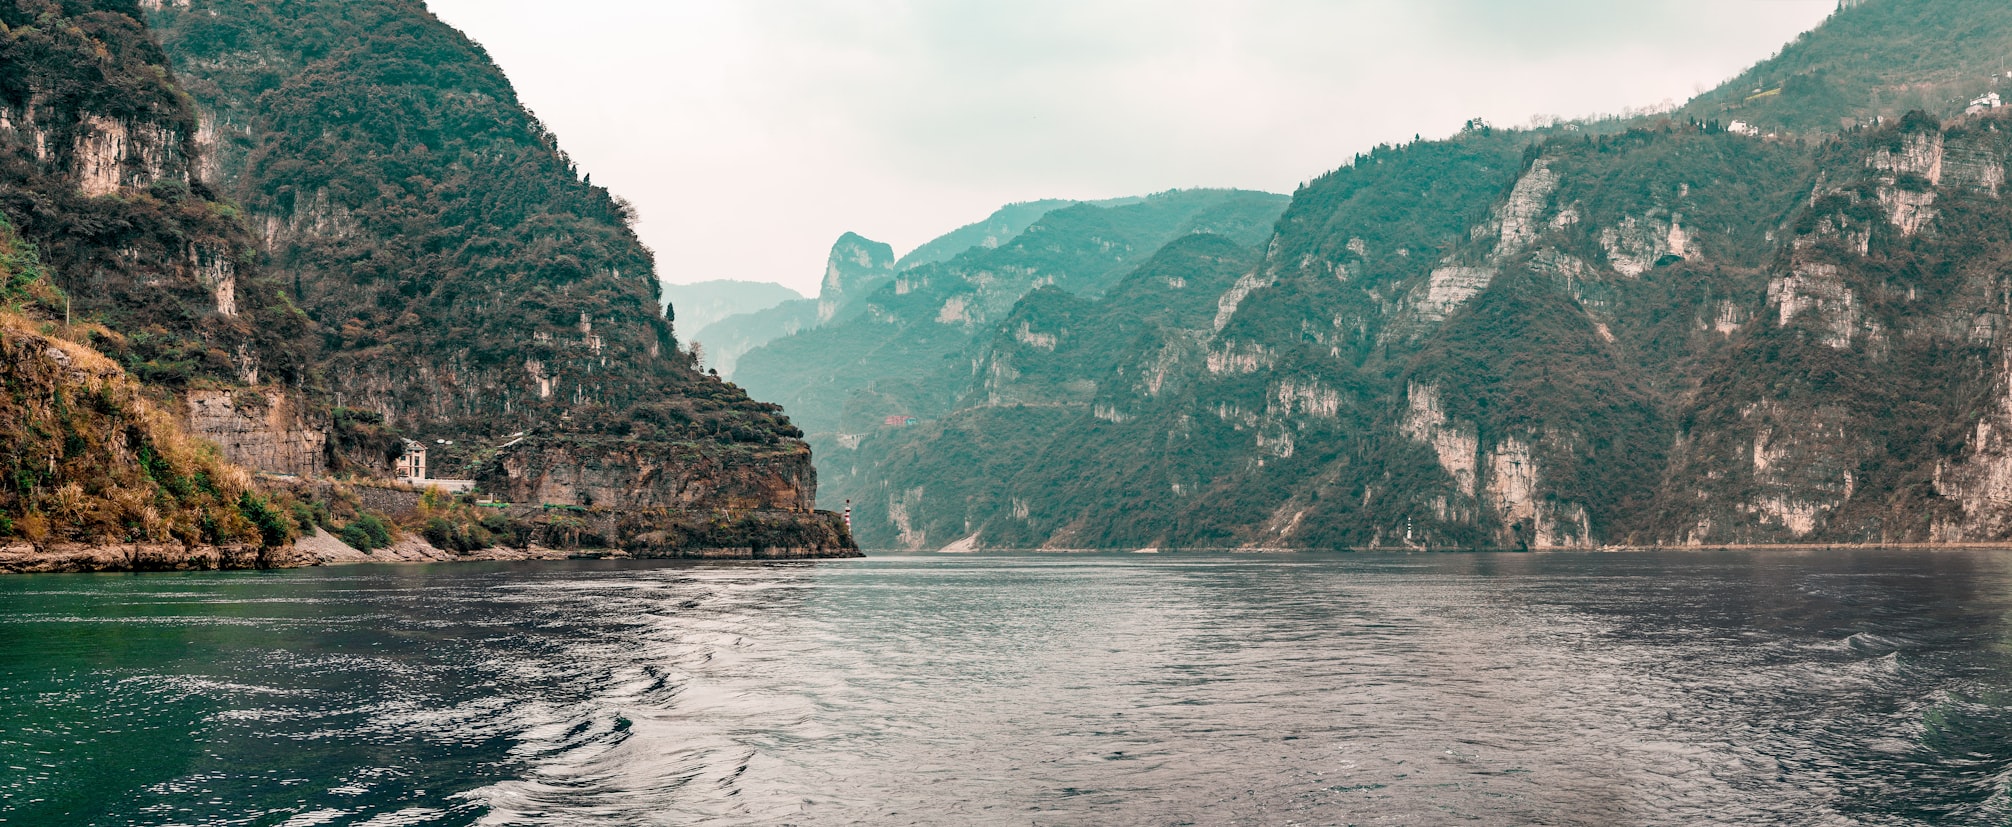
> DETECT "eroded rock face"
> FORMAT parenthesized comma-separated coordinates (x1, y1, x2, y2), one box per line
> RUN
(1936, 358, 2012, 541)
(817, 233, 896, 323)
(1769, 262, 1864, 350)
(479, 437, 817, 512)
(1483, 437, 1593, 549)
(1599, 212, 1693, 277)
(71, 114, 185, 197)
(1400, 382, 1479, 498)
(184, 390, 328, 478)
(1490, 160, 1559, 259)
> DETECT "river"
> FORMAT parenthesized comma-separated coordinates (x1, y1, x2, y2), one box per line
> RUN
(4, 550, 2012, 825)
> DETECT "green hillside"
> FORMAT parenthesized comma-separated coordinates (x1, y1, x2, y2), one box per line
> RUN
(836, 0, 2012, 550)
(733, 189, 1289, 439)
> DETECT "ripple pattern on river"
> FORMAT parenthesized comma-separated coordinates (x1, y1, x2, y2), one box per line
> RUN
(5, 552, 2012, 826)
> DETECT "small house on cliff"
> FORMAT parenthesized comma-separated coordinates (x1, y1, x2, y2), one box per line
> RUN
(396, 439, 427, 481)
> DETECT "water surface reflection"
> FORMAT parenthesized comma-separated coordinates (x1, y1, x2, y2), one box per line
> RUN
(3, 551, 2012, 825)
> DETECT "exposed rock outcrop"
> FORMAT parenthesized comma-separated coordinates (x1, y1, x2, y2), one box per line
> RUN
(184, 390, 327, 478)
(818, 233, 895, 323)
(479, 436, 817, 513)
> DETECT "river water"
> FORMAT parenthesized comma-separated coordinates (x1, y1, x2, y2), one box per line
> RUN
(3, 551, 2012, 825)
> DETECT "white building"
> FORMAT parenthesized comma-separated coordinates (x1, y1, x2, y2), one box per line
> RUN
(396, 439, 427, 481)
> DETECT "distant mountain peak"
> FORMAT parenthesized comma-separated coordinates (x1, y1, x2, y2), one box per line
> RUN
(820, 233, 895, 322)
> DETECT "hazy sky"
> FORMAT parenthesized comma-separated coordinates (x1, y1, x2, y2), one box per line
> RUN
(425, 0, 1835, 296)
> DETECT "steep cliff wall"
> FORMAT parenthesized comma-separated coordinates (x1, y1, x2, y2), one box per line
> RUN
(0, 308, 304, 569)
(479, 436, 816, 513)
(145, 0, 701, 439)
(1655, 112, 2012, 545)
(735, 190, 1290, 440)
(183, 389, 326, 478)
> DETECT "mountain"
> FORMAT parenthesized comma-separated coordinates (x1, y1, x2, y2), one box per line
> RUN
(819, 233, 1267, 547)
(692, 299, 816, 379)
(817, 232, 896, 322)
(836, 0, 2012, 550)
(694, 207, 1111, 380)
(1680, 0, 2012, 135)
(732, 189, 1291, 442)
(0, 0, 853, 566)
(893, 197, 1142, 271)
(694, 194, 1245, 382)
(686, 232, 887, 378)
(662, 280, 802, 340)
(141, 0, 851, 556)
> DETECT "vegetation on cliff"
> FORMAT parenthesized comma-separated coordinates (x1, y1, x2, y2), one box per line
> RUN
(0, 220, 290, 551)
(833, 0, 2012, 550)
(144, 0, 807, 465)
(0, 0, 309, 390)
(733, 189, 1290, 438)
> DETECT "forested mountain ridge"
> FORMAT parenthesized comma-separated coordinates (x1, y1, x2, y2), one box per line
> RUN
(692, 196, 1177, 381)
(1681, 0, 2012, 135)
(0, 0, 854, 565)
(839, 0, 2012, 550)
(140, 0, 850, 553)
(0, 0, 329, 565)
(733, 189, 1290, 440)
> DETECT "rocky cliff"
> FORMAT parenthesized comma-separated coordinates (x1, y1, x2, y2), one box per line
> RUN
(0, 0, 854, 562)
(832, 0, 2012, 550)
(818, 232, 895, 323)
(733, 189, 1291, 441)
(480, 437, 815, 513)
(135, 0, 847, 536)
(0, 219, 306, 571)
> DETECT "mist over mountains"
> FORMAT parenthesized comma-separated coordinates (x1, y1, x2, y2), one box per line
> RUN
(716, 0, 2012, 551)
(2, 0, 2007, 561)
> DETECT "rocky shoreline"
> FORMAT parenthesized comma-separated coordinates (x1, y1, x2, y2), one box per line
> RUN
(0, 524, 864, 574)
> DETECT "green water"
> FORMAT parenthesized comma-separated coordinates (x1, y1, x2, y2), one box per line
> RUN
(5, 551, 2012, 825)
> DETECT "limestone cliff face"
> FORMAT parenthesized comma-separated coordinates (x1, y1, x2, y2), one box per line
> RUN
(0, 0, 310, 387)
(1654, 112, 2012, 545)
(818, 233, 895, 323)
(0, 1, 315, 488)
(183, 390, 327, 478)
(478, 437, 816, 513)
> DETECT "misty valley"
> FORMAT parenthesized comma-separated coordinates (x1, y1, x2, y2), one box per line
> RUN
(8, 0, 2012, 823)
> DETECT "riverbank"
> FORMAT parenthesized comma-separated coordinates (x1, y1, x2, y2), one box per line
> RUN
(0, 526, 864, 574)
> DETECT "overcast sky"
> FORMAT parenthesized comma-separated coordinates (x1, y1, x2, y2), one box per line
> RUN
(424, 0, 1835, 296)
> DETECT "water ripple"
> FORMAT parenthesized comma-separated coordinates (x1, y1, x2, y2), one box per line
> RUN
(6, 552, 2012, 824)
